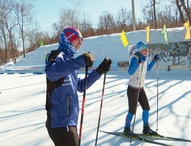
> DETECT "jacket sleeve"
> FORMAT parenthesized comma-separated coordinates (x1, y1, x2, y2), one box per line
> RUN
(45, 54, 86, 81)
(128, 57, 139, 75)
(77, 69, 101, 93)
(147, 60, 156, 71)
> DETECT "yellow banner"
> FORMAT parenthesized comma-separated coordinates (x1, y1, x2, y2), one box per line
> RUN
(184, 21, 191, 40)
(120, 30, 129, 47)
(145, 25, 150, 43)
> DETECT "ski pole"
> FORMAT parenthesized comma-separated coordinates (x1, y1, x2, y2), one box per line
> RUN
(154, 45, 159, 132)
(156, 57, 159, 131)
(130, 63, 144, 146)
(95, 72, 107, 146)
(78, 66, 88, 146)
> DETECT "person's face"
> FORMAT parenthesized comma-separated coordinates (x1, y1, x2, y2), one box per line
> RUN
(71, 37, 83, 51)
(140, 48, 149, 56)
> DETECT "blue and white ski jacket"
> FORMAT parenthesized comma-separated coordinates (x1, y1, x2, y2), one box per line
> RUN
(45, 45, 101, 128)
(128, 54, 156, 88)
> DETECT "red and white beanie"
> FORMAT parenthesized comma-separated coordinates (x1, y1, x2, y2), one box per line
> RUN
(63, 27, 83, 43)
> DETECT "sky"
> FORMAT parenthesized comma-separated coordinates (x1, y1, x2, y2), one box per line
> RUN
(31, 0, 143, 32)
(1, 27, 191, 146)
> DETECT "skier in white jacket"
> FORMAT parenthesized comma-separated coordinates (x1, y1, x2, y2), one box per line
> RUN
(124, 41, 160, 136)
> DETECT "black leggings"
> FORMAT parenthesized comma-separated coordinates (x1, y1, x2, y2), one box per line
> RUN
(127, 86, 150, 114)
(46, 120, 78, 146)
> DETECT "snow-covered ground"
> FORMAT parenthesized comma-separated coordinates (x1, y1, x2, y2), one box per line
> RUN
(1, 27, 191, 146)
(1, 69, 191, 146)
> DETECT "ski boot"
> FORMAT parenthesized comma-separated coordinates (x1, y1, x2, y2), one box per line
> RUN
(143, 125, 158, 136)
(123, 127, 137, 137)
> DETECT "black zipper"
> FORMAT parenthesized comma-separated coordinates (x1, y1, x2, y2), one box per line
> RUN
(67, 95, 71, 117)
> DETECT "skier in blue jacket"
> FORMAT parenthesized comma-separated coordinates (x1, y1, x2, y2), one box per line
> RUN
(124, 42, 160, 136)
(45, 27, 112, 146)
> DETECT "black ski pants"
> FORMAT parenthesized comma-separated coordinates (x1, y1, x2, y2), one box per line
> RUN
(127, 85, 150, 114)
(46, 119, 78, 146)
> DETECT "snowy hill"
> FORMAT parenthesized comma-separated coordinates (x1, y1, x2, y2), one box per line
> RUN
(2, 26, 191, 74)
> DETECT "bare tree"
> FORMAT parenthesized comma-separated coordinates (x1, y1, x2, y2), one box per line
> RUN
(51, 22, 60, 40)
(0, 19, 7, 63)
(142, 5, 154, 27)
(98, 11, 115, 34)
(175, 0, 191, 23)
(67, 0, 82, 29)
(27, 30, 45, 52)
(142, 0, 161, 29)
(152, 0, 158, 29)
(15, 0, 33, 57)
(0, 0, 18, 63)
(79, 13, 93, 37)
(157, 5, 181, 27)
(59, 9, 79, 31)
(116, 7, 132, 31)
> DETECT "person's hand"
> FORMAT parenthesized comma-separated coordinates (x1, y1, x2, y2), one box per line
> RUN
(138, 56, 146, 63)
(154, 54, 160, 61)
(135, 51, 146, 63)
(83, 52, 95, 67)
(96, 58, 112, 75)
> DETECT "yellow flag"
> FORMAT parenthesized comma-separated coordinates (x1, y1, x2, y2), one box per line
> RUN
(145, 25, 150, 43)
(184, 21, 191, 40)
(120, 30, 129, 47)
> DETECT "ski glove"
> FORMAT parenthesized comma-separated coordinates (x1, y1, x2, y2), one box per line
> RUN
(135, 52, 146, 63)
(82, 52, 95, 67)
(154, 54, 160, 61)
(138, 56, 146, 63)
(96, 58, 112, 75)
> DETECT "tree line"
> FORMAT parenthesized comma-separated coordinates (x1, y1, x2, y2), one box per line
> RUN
(0, 0, 190, 65)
